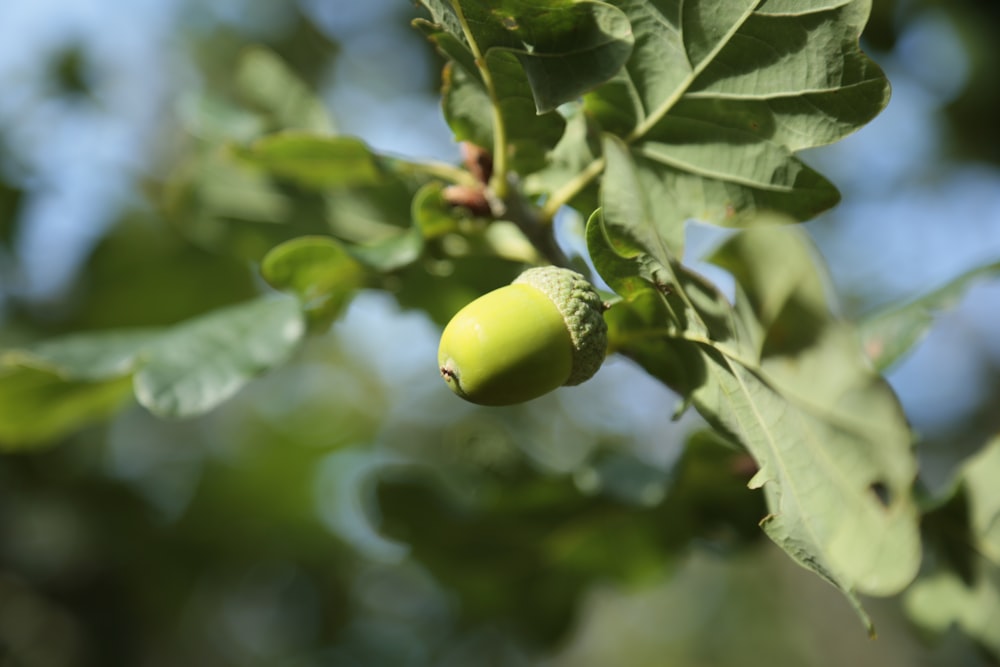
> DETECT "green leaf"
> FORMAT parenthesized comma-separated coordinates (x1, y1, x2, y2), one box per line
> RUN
(0, 297, 308, 438)
(562, 0, 887, 246)
(966, 438, 1000, 564)
(133, 297, 305, 418)
(375, 436, 764, 646)
(757, 0, 854, 13)
(234, 47, 334, 134)
(417, 0, 634, 113)
(905, 436, 1000, 657)
(181, 152, 295, 224)
(348, 226, 425, 273)
(905, 569, 1000, 656)
(859, 261, 1000, 372)
(439, 60, 495, 150)
(417, 20, 568, 175)
(592, 0, 886, 148)
(164, 146, 331, 262)
(602, 134, 686, 259)
(587, 210, 920, 633)
(261, 236, 367, 332)
(523, 106, 602, 210)
(232, 132, 383, 190)
(710, 227, 918, 592)
(177, 93, 267, 144)
(0, 365, 134, 450)
(411, 181, 463, 239)
(710, 219, 828, 357)
(487, 49, 568, 174)
(326, 172, 429, 243)
(211, 130, 431, 270)
(2, 330, 161, 381)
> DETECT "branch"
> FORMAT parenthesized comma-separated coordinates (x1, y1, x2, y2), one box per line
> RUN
(501, 187, 571, 268)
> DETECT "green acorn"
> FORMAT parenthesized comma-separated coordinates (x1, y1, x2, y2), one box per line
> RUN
(438, 266, 608, 406)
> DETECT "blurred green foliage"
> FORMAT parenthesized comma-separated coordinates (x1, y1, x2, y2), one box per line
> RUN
(1, 1, 999, 666)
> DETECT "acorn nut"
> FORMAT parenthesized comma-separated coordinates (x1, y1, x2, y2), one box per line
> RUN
(438, 266, 608, 406)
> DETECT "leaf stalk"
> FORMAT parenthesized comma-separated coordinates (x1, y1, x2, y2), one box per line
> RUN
(449, 0, 509, 199)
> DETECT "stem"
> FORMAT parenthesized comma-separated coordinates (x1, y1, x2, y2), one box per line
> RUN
(539, 156, 606, 222)
(449, 0, 509, 198)
(503, 190, 571, 268)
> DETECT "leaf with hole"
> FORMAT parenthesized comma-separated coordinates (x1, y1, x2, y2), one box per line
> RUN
(587, 205, 920, 633)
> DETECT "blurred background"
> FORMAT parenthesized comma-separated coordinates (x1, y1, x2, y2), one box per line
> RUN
(1, 0, 999, 665)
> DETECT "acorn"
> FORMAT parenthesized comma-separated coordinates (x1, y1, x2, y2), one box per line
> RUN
(438, 266, 608, 406)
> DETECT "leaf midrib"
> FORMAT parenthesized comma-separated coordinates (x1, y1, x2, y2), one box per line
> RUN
(626, 1, 759, 143)
(543, 1, 760, 219)
(634, 144, 796, 192)
(708, 352, 856, 580)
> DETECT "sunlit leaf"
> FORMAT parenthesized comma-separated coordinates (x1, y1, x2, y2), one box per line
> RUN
(602, 134, 686, 262)
(134, 297, 305, 418)
(558, 0, 887, 250)
(0, 295, 307, 438)
(590, 0, 886, 149)
(261, 236, 368, 331)
(0, 365, 134, 450)
(587, 208, 920, 633)
(232, 132, 383, 190)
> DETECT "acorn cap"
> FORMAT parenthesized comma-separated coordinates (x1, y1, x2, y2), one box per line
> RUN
(513, 266, 608, 386)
